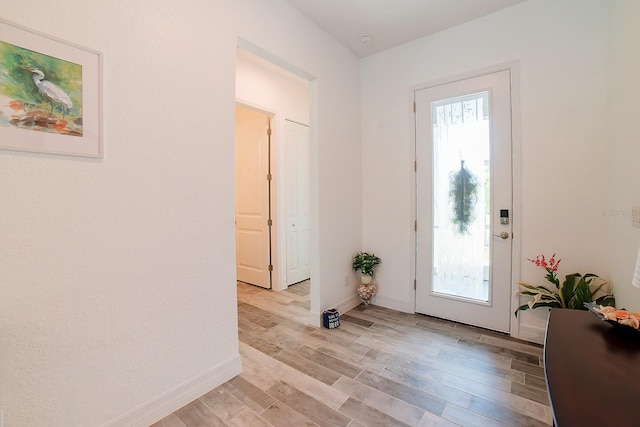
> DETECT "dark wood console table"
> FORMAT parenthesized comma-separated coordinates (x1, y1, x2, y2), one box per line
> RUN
(544, 308, 640, 426)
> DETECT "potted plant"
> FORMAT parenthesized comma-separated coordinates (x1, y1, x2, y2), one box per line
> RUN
(353, 252, 381, 305)
(515, 253, 615, 317)
(352, 251, 381, 283)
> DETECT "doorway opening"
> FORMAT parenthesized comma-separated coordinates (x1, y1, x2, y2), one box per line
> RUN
(235, 46, 312, 308)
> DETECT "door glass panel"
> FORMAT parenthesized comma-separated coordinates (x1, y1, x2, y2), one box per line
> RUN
(431, 92, 490, 302)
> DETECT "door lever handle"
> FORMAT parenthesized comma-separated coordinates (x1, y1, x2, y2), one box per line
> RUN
(493, 231, 510, 240)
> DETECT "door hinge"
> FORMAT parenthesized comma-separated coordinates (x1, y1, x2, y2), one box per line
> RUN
(413, 101, 416, 113)
(414, 161, 417, 172)
(268, 264, 273, 271)
(414, 220, 417, 231)
(267, 173, 272, 181)
(267, 128, 272, 136)
(414, 279, 416, 290)
(267, 219, 273, 226)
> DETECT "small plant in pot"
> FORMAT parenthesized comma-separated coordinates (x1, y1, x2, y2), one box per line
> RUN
(353, 251, 381, 305)
(352, 251, 381, 284)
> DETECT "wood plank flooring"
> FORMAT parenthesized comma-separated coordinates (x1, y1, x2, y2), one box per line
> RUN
(152, 281, 552, 426)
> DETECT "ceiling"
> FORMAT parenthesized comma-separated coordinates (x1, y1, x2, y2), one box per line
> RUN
(283, 0, 527, 57)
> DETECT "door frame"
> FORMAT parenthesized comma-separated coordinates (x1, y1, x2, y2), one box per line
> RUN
(408, 62, 523, 338)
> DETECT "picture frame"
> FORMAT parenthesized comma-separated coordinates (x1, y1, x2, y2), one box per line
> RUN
(0, 19, 102, 158)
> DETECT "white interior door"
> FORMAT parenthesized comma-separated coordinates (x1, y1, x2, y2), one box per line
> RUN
(415, 70, 513, 332)
(235, 105, 271, 288)
(284, 119, 310, 285)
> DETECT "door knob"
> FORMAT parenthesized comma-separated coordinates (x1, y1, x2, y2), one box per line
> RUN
(493, 231, 510, 240)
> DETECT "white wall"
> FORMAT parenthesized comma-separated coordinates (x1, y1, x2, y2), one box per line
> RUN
(361, 0, 612, 342)
(0, 0, 362, 425)
(608, 1, 640, 312)
(236, 50, 309, 125)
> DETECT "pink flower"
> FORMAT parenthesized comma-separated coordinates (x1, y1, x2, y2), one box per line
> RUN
(528, 253, 561, 272)
(547, 254, 561, 271)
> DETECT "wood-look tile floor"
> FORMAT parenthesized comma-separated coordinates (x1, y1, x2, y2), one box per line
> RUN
(152, 281, 552, 426)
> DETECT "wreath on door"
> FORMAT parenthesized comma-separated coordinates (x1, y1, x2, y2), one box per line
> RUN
(450, 160, 478, 234)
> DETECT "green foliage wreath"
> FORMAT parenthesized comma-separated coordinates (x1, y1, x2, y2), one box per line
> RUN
(450, 161, 478, 234)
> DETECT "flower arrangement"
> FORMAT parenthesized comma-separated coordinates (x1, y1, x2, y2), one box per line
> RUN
(514, 254, 615, 317)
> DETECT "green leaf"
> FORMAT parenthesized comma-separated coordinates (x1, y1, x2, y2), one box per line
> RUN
(515, 301, 561, 317)
(590, 282, 607, 296)
(573, 277, 592, 309)
(514, 303, 530, 317)
(531, 301, 562, 310)
(560, 274, 577, 308)
(518, 282, 556, 295)
(596, 295, 616, 307)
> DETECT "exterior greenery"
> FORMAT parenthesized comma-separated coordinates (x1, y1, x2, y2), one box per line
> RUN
(352, 252, 381, 277)
(449, 161, 478, 234)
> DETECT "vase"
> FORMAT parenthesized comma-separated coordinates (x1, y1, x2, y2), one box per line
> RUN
(357, 283, 376, 305)
(360, 274, 373, 285)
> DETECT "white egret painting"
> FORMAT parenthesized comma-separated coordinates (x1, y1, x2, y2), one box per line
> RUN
(0, 19, 101, 158)
(0, 40, 83, 136)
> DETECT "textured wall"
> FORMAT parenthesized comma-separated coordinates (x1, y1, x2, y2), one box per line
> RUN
(0, 1, 240, 425)
(0, 0, 362, 425)
(608, 1, 640, 312)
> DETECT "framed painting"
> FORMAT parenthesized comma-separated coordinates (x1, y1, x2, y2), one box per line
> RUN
(0, 19, 102, 158)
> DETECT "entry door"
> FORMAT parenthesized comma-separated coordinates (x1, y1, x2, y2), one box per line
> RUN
(284, 120, 310, 285)
(235, 105, 272, 288)
(415, 70, 513, 332)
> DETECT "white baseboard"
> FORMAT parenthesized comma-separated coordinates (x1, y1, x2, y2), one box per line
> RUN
(311, 293, 361, 327)
(371, 294, 413, 313)
(335, 293, 361, 318)
(518, 323, 545, 345)
(101, 354, 242, 427)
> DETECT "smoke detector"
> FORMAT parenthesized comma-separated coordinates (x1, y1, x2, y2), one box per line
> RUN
(360, 34, 372, 45)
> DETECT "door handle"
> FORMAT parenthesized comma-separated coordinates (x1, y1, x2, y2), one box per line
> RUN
(493, 231, 510, 240)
